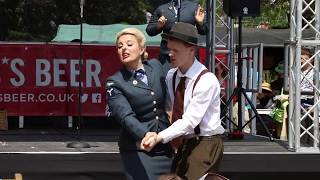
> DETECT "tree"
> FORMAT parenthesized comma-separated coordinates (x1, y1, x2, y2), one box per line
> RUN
(260, 0, 290, 29)
(4, 0, 152, 41)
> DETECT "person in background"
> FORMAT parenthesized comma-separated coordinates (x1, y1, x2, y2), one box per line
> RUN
(256, 82, 275, 109)
(299, 47, 317, 145)
(106, 28, 173, 180)
(271, 61, 285, 95)
(141, 22, 224, 180)
(300, 47, 315, 101)
(146, 0, 207, 73)
(143, 9, 152, 23)
(255, 82, 279, 138)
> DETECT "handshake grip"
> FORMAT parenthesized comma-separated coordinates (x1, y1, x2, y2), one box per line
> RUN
(140, 132, 158, 152)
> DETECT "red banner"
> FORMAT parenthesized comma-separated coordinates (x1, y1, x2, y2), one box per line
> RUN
(0, 43, 160, 116)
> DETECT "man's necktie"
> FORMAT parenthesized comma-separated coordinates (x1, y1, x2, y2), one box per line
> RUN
(170, 76, 186, 150)
(134, 69, 148, 85)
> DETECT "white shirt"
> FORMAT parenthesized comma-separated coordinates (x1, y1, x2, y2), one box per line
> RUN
(301, 68, 314, 93)
(160, 60, 225, 143)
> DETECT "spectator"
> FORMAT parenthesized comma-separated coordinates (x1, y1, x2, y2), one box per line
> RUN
(146, 0, 207, 73)
(271, 61, 285, 95)
(143, 9, 152, 23)
(257, 82, 275, 109)
(299, 47, 317, 145)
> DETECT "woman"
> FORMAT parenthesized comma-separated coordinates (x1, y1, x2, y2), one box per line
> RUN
(106, 28, 173, 180)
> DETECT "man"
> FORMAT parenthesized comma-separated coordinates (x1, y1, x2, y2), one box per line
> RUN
(141, 22, 224, 180)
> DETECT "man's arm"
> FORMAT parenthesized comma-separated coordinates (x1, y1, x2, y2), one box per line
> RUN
(160, 73, 220, 143)
(194, 4, 207, 35)
(146, 6, 166, 36)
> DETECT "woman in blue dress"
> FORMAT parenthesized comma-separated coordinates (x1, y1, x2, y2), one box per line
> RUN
(106, 27, 173, 180)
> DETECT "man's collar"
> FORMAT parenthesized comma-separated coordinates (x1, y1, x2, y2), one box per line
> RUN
(176, 58, 200, 79)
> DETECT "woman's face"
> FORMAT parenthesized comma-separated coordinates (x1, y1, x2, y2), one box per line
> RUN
(301, 54, 312, 70)
(117, 34, 144, 66)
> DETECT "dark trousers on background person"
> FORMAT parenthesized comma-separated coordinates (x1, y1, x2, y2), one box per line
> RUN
(171, 135, 224, 180)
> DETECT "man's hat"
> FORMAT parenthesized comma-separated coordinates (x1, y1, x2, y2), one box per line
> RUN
(261, 82, 272, 92)
(161, 22, 199, 46)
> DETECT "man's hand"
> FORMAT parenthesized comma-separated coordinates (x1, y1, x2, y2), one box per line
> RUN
(140, 132, 162, 152)
(195, 5, 205, 26)
(157, 15, 167, 29)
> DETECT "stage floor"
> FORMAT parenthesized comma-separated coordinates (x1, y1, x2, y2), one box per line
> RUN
(0, 129, 289, 153)
(0, 129, 320, 180)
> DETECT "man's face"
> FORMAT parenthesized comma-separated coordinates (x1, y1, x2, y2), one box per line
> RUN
(167, 39, 195, 71)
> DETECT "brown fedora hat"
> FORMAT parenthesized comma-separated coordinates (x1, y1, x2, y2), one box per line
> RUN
(161, 22, 199, 46)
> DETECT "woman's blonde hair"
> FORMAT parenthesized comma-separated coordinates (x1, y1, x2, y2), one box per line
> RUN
(116, 27, 148, 60)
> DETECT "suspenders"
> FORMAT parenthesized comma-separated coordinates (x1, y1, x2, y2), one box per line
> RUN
(172, 69, 209, 135)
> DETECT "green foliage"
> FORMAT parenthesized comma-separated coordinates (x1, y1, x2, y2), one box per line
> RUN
(233, 0, 290, 28)
(198, 0, 206, 8)
(260, 0, 290, 29)
(7, 30, 33, 41)
(7, 30, 49, 41)
(1, 0, 292, 42)
(3, 0, 152, 41)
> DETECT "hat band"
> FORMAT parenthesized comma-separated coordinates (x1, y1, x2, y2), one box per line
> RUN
(168, 31, 198, 45)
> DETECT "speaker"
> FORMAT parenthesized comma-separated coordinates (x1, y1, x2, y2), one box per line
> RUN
(223, 0, 260, 18)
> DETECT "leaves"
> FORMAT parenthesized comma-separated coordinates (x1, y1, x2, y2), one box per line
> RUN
(198, 0, 205, 8)
(260, 0, 290, 28)
(4, 0, 152, 41)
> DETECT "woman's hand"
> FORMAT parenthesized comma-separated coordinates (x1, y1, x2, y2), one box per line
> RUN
(140, 132, 162, 152)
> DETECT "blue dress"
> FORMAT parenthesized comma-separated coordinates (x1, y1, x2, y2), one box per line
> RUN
(106, 59, 173, 180)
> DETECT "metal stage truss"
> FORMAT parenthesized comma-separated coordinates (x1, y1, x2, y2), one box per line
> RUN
(208, 0, 264, 135)
(208, 0, 320, 152)
(287, 0, 320, 152)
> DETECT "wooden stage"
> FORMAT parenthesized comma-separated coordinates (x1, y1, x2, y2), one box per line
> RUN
(0, 129, 320, 180)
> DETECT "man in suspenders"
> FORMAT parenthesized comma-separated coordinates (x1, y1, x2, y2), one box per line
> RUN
(141, 22, 225, 180)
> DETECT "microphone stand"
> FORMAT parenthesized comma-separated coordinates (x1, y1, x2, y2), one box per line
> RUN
(222, 17, 273, 141)
(67, 0, 90, 148)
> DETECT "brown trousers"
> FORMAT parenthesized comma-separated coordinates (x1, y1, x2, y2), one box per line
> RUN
(171, 135, 224, 180)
